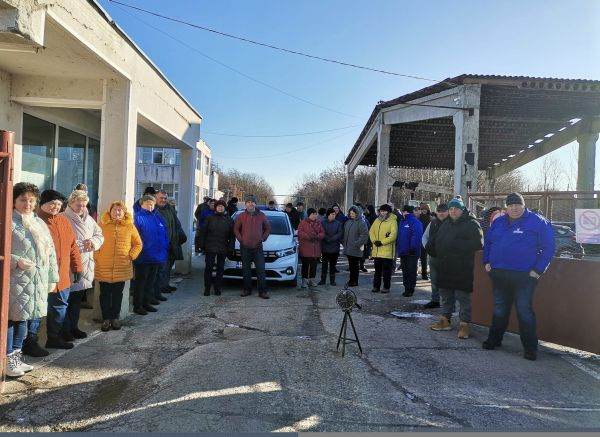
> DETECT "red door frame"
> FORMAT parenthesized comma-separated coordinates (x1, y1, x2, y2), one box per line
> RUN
(0, 130, 14, 387)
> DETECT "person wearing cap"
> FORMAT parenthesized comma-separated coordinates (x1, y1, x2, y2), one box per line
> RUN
(267, 200, 277, 211)
(22, 190, 83, 356)
(319, 208, 343, 286)
(421, 203, 449, 309)
(396, 205, 424, 297)
(133, 194, 169, 315)
(427, 197, 483, 339)
(234, 195, 271, 299)
(342, 205, 369, 287)
(297, 208, 325, 288)
(482, 193, 555, 361)
(200, 199, 235, 296)
(369, 204, 398, 293)
(284, 202, 301, 230)
(156, 190, 186, 296)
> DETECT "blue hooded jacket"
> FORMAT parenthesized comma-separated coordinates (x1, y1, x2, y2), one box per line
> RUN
(396, 213, 424, 257)
(134, 206, 169, 265)
(483, 209, 555, 275)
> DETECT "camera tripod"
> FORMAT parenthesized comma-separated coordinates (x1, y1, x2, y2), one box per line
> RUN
(336, 309, 363, 357)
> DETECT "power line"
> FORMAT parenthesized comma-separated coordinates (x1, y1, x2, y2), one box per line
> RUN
(202, 124, 361, 138)
(108, 0, 445, 82)
(213, 130, 355, 160)
(113, 4, 362, 119)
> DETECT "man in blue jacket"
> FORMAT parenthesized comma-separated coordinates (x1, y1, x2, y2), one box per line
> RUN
(396, 205, 423, 297)
(133, 195, 170, 315)
(482, 193, 555, 361)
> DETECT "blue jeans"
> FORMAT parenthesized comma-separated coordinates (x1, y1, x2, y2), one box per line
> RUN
(27, 318, 41, 337)
(241, 245, 266, 293)
(7, 320, 27, 354)
(47, 288, 70, 338)
(487, 269, 538, 351)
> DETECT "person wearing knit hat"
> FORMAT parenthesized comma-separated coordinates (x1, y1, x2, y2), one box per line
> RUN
(369, 204, 398, 293)
(428, 200, 483, 339)
(342, 205, 369, 287)
(297, 207, 325, 288)
(200, 198, 235, 296)
(395, 205, 423, 297)
(421, 203, 450, 309)
(155, 190, 186, 296)
(482, 191, 555, 361)
(245, 194, 257, 204)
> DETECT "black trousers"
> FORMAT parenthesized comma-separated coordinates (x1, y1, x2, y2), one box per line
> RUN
(420, 251, 428, 278)
(134, 264, 160, 309)
(301, 256, 319, 279)
(99, 281, 125, 320)
(204, 252, 226, 291)
(373, 258, 394, 290)
(347, 255, 361, 285)
(400, 255, 418, 293)
(321, 252, 339, 280)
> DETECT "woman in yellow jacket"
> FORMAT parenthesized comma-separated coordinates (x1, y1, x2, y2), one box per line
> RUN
(95, 201, 142, 331)
(369, 204, 398, 293)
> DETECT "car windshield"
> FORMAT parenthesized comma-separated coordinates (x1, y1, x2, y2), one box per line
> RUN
(233, 213, 290, 236)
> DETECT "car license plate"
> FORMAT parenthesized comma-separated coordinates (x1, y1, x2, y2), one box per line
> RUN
(236, 262, 255, 268)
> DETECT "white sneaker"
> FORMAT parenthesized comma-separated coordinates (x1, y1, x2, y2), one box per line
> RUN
(14, 350, 34, 372)
(6, 352, 25, 377)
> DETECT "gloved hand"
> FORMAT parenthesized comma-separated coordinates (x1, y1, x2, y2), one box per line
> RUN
(72, 272, 82, 283)
(374, 240, 383, 247)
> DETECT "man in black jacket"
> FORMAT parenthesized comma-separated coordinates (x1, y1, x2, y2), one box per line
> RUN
(200, 200, 234, 296)
(421, 203, 448, 308)
(418, 203, 432, 280)
(426, 198, 483, 339)
(285, 202, 301, 230)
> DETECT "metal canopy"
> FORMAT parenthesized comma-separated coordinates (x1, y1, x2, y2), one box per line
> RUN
(347, 75, 600, 171)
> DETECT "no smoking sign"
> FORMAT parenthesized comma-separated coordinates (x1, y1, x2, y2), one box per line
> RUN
(575, 209, 600, 244)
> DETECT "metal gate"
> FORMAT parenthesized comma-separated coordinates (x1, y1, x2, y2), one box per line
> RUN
(0, 130, 14, 386)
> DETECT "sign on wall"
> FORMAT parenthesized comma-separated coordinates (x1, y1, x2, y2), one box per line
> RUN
(575, 209, 600, 244)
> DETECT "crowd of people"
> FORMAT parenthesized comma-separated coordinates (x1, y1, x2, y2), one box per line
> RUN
(6, 184, 555, 378)
(6, 183, 186, 378)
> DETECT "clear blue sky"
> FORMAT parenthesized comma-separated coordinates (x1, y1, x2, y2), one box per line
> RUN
(98, 0, 600, 194)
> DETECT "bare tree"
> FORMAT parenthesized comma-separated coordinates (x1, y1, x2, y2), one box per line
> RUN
(214, 164, 275, 203)
(531, 156, 568, 191)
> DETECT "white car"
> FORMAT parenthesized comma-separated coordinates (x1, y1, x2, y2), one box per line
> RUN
(223, 210, 299, 286)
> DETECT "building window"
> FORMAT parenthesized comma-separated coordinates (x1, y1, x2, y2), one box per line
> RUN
(86, 138, 100, 208)
(22, 114, 55, 191)
(196, 152, 202, 171)
(163, 148, 177, 165)
(56, 127, 86, 197)
(137, 147, 152, 164)
(152, 148, 164, 164)
(204, 156, 210, 176)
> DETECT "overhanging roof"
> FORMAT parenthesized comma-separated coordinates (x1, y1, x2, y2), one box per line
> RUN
(345, 74, 600, 170)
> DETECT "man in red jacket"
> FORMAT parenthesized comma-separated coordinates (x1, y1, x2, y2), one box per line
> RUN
(234, 195, 271, 299)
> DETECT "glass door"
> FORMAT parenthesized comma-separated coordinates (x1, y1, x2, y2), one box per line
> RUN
(22, 114, 55, 191)
(56, 127, 86, 197)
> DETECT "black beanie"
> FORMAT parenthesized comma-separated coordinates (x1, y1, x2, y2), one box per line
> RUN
(378, 204, 392, 213)
(307, 208, 317, 216)
(402, 205, 415, 213)
(40, 189, 66, 205)
(506, 192, 525, 206)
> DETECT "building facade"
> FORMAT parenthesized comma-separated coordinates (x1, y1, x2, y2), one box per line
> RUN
(0, 0, 205, 314)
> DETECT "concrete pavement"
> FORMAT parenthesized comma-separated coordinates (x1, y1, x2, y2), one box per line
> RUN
(1, 257, 599, 432)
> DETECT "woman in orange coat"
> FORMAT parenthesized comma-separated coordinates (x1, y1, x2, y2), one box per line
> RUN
(95, 201, 142, 331)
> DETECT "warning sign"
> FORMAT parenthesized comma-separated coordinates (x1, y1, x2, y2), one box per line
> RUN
(575, 209, 600, 244)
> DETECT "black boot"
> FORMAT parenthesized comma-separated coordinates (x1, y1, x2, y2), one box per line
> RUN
(330, 276, 336, 286)
(22, 335, 50, 357)
(317, 275, 326, 286)
(46, 336, 74, 350)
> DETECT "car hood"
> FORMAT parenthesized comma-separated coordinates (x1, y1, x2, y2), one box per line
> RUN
(234, 234, 295, 251)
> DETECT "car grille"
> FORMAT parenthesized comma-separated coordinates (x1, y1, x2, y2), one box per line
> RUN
(227, 249, 280, 263)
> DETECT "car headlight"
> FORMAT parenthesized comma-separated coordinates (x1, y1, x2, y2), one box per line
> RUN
(276, 246, 296, 257)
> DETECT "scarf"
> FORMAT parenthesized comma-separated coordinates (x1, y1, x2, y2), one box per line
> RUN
(17, 211, 53, 267)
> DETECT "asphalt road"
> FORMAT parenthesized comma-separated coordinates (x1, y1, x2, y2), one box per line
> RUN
(1, 257, 600, 432)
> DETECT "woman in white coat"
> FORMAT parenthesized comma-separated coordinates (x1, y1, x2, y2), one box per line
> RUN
(63, 190, 104, 340)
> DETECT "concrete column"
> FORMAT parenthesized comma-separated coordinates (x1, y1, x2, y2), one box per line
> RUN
(374, 122, 391, 207)
(97, 78, 137, 319)
(0, 70, 23, 180)
(344, 169, 354, 212)
(453, 85, 481, 200)
(576, 132, 599, 208)
(175, 146, 197, 274)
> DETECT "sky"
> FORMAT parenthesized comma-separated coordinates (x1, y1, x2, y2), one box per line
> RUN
(97, 0, 600, 194)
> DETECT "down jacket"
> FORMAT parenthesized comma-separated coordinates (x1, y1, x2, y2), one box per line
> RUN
(134, 207, 169, 265)
(95, 205, 143, 283)
(38, 209, 83, 291)
(297, 218, 325, 258)
(64, 206, 105, 291)
(321, 219, 343, 254)
(342, 207, 369, 258)
(9, 211, 59, 321)
(369, 214, 398, 259)
(200, 212, 235, 255)
(396, 214, 424, 257)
